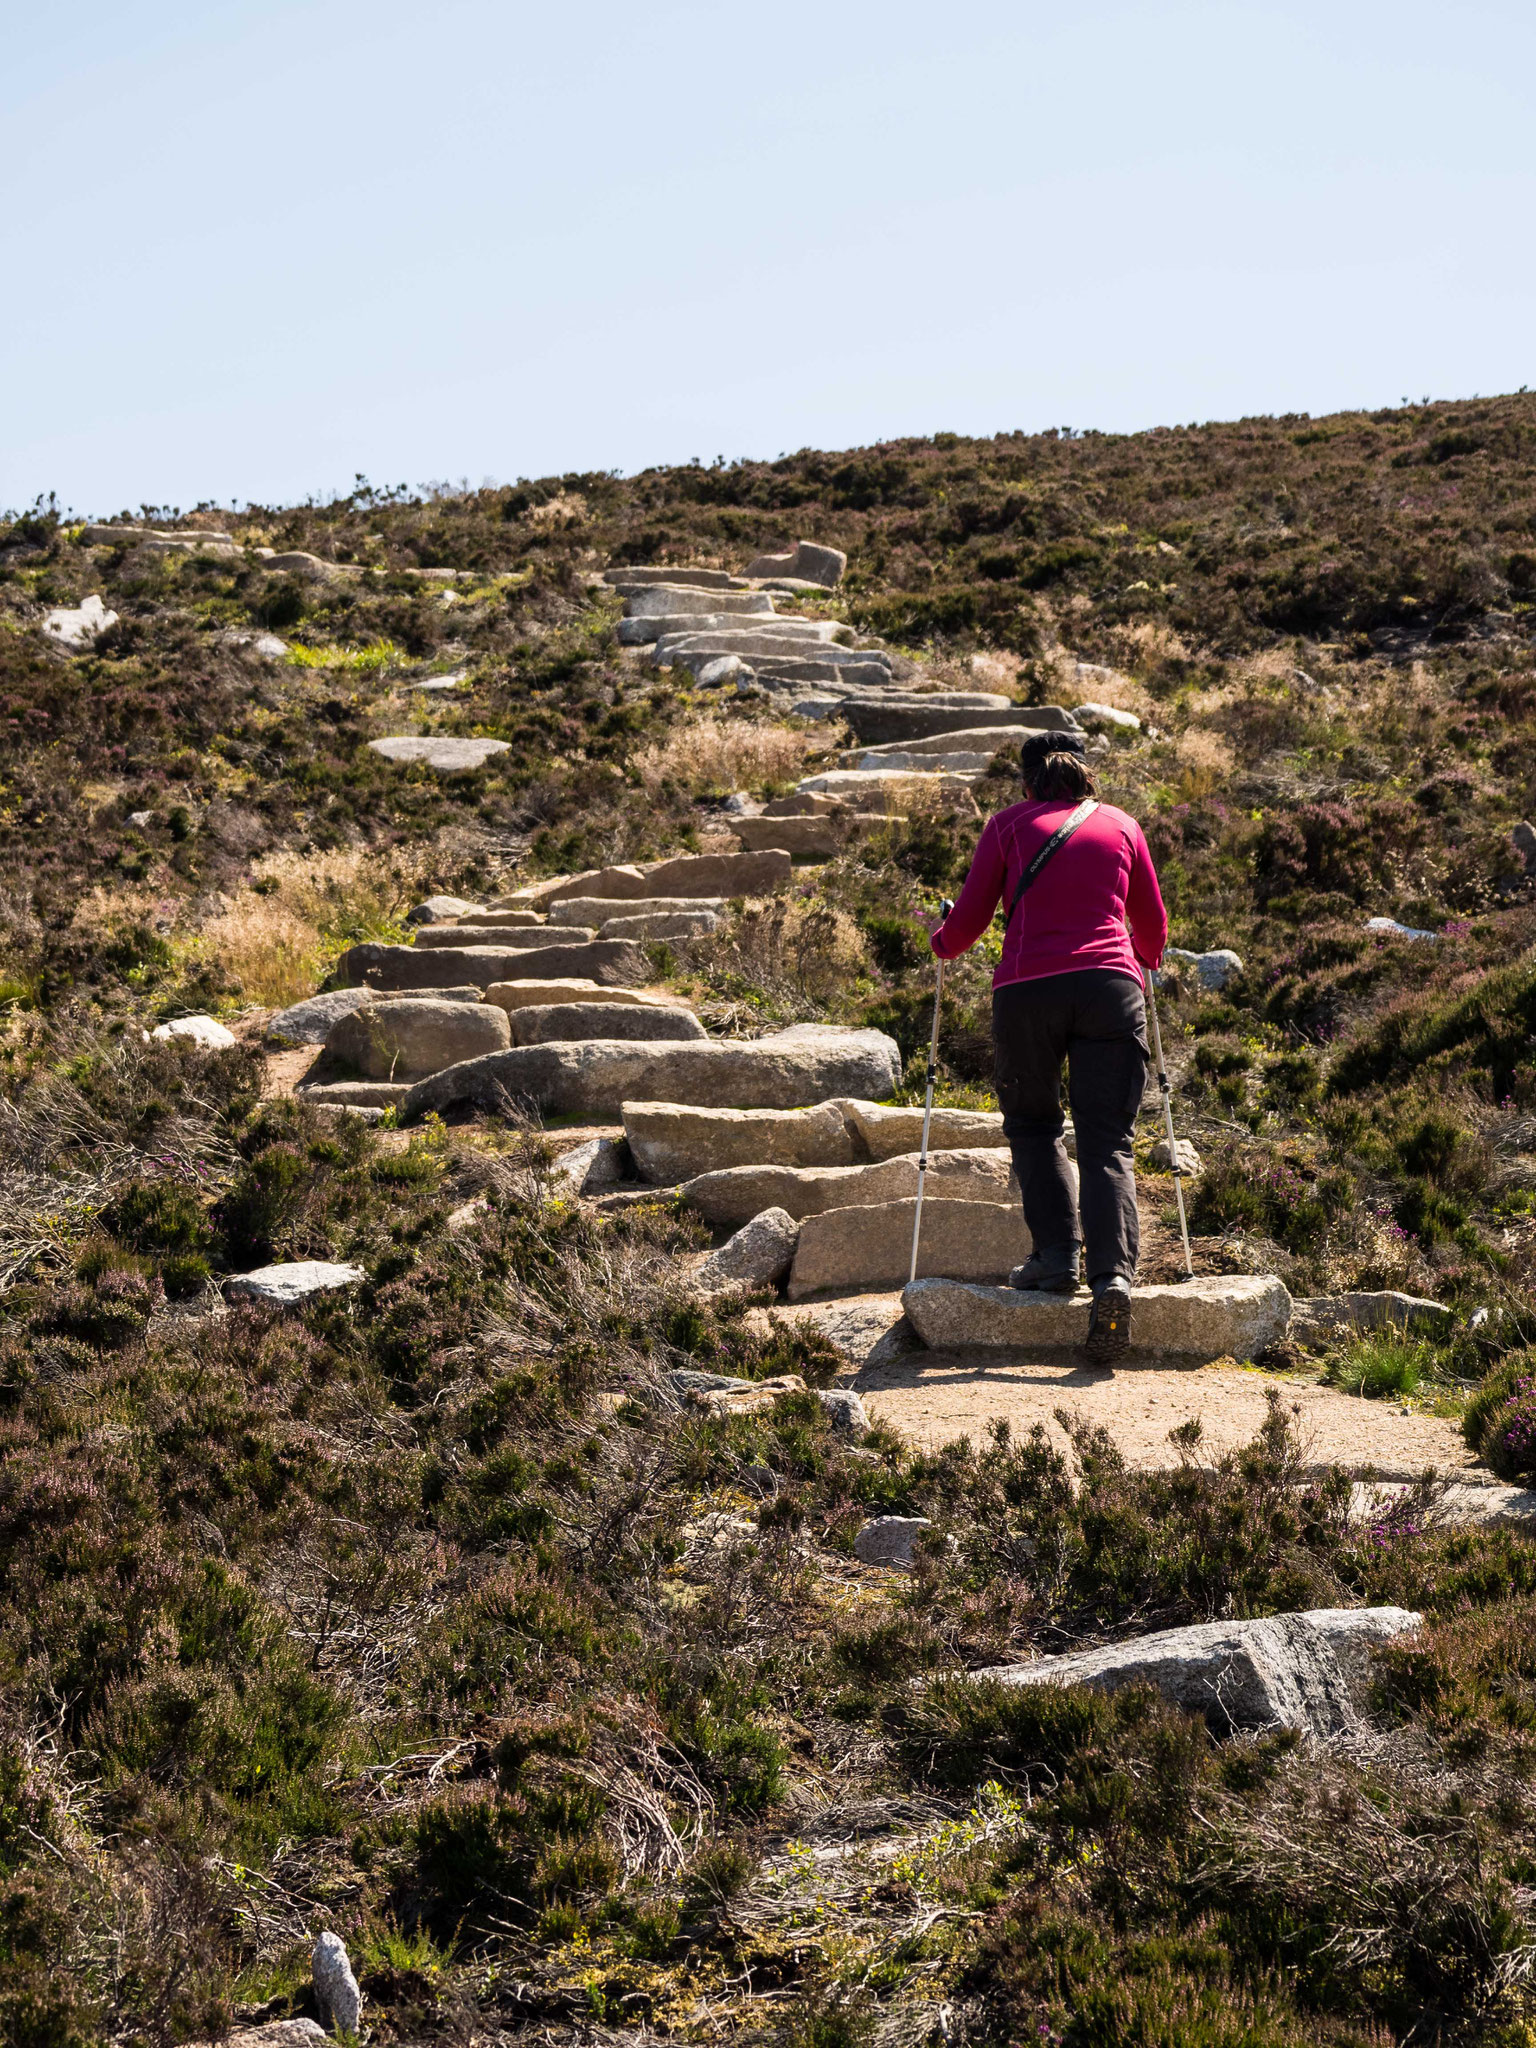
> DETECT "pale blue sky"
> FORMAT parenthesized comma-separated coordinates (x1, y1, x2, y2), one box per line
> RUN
(5, 0, 1533, 516)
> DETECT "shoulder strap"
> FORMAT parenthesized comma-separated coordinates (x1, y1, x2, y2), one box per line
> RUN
(1004, 798, 1099, 929)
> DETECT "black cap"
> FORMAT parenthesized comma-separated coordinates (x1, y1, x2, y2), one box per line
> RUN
(1020, 729, 1087, 781)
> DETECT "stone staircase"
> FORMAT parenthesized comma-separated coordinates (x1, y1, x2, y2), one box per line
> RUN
(258, 548, 1293, 1364)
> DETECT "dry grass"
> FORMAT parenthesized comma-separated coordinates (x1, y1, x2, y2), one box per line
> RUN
(194, 846, 435, 1007)
(691, 892, 872, 1015)
(632, 716, 815, 799)
(1172, 728, 1237, 801)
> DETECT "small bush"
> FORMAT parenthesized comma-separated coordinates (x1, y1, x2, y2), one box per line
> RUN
(1330, 1333, 1430, 1400)
(1463, 1351, 1536, 1481)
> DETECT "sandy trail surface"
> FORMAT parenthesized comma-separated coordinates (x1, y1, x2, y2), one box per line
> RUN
(785, 1293, 1482, 1481)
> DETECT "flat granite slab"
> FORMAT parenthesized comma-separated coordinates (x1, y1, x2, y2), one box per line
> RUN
(902, 1274, 1292, 1361)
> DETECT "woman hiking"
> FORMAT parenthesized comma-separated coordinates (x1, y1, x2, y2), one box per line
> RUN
(925, 731, 1168, 1364)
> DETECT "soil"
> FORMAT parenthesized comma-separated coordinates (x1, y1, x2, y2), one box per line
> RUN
(785, 1293, 1485, 1482)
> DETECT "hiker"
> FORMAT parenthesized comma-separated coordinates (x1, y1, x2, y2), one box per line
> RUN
(925, 731, 1168, 1363)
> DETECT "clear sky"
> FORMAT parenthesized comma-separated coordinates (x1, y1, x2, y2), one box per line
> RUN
(5, 0, 1533, 517)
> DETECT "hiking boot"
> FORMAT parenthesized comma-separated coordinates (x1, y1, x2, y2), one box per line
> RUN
(1008, 1244, 1081, 1295)
(1083, 1278, 1132, 1364)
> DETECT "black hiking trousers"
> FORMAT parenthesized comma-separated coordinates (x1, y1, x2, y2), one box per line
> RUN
(992, 968, 1149, 1291)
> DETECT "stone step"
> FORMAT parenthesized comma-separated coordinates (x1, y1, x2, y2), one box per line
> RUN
(853, 750, 993, 777)
(406, 894, 485, 923)
(682, 1147, 1014, 1229)
(296, 1079, 410, 1109)
(548, 895, 722, 926)
(411, 923, 595, 948)
(620, 611, 792, 646)
(622, 1097, 1004, 1184)
(604, 566, 748, 590)
(623, 586, 776, 619)
(839, 700, 1079, 746)
(729, 813, 887, 857)
(857, 724, 1039, 759)
(341, 939, 644, 990)
(798, 769, 976, 807)
(399, 1024, 901, 1122)
(507, 1002, 705, 1046)
(971, 1608, 1422, 1738)
(324, 995, 510, 1078)
(653, 630, 854, 666)
(789, 1198, 1028, 1300)
(602, 909, 720, 940)
(484, 979, 691, 1016)
(748, 658, 894, 690)
(902, 1275, 1293, 1362)
(505, 850, 790, 909)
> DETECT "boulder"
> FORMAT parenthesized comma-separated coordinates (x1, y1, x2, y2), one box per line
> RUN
(1513, 820, 1536, 875)
(602, 910, 721, 940)
(843, 1101, 1005, 1158)
(264, 550, 340, 576)
(42, 593, 118, 649)
(551, 1136, 631, 1195)
(624, 1099, 860, 1183)
(1365, 917, 1438, 943)
(411, 923, 595, 948)
(185, 2025, 328, 2048)
(313, 1930, 362, 2035)
(225, 1261, 364, 1306)
(267, 987, 376, 1046)
(853, 1516, 931, 1567)
(368, 736, 510, 772)
(341, 940, 644, 991)
(508, 1002, 706, 1046)
(1074, 701, 1141, 731)
(971, 1607, 1422, 1738)
(746, 540, 847, 587)
(652, 631, 858, 670)
(405, 894, 485, 924)
(840, 700, 1078, 746)
(1162, 946, 1243, 991)
(412, 667, 470, 691)
(790, 1198, 1029, 1300)
(695, 1207, 800, 1292)
(151, 1014, 237, 1049)
(549, 895, 721, 926)
(625, 585, 776, 619)
(485, 979, 689, 1016)
(510, 850, 791, 907)
(1150, 1136, 1202, 1175)
(698, 654, 752, 687)
(902, 1274, 1293, 1360)
(818, 1389, 870, 1434)
(1290, 1291, 1453, 1342)
(682, 1147, 1014, 1229)
(400, 1024, 901, 1122)
(325, 996, 510, 1078)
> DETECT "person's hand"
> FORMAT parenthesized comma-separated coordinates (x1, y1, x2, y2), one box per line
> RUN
(916, 899, 952, 937)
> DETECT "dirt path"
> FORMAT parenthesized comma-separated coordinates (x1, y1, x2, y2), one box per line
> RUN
(786, 1294, 1482, 1481)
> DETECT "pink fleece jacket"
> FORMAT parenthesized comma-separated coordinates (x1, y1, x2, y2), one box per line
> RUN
(930, 797, 1168, 988)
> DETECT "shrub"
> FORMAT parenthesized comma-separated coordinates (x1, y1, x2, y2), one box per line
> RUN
(1329, 1334, 1430, 1400)
(631, 714, 810, 797)
(1463, 1352, 1536, 1481)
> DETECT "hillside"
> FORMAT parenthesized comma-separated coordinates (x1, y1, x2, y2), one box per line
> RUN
(1, 396, 1535, 2047)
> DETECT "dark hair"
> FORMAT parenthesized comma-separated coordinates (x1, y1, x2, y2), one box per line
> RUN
(1025, 750, 1097, 802)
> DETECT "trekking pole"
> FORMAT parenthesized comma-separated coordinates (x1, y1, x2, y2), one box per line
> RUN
(1143, 965, 1194, 1278)
(908, 899, 954, 1286)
